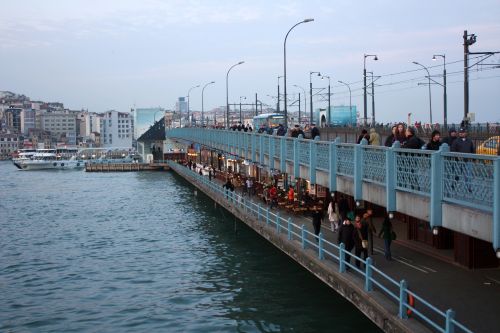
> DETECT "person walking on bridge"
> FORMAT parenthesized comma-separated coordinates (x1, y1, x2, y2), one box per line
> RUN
(311, 207, 324, 243)
(353, 215, 368, 269)
(338, 217, 355, 266)
(378, 215, 394, 261)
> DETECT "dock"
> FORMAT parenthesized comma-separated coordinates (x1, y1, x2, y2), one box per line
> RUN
(85, 162, 170, 172)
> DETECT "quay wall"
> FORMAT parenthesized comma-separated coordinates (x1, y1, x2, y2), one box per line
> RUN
(169, 163, 430, 333)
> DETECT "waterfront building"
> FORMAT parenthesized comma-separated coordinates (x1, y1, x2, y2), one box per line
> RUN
(41, 110, 78, 145)
(175, 97, 187, 121)
(4, 107, 22, 132)
(0, 131, 20, 157)
(20, 109, 36, 135)
(99, 110, 133, 148)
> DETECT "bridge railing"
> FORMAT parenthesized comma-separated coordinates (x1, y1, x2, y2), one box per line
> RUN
(168, 160, 474, 333)
(166, 128, 500, 251)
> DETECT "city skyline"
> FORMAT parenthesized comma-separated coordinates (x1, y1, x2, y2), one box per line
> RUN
(1, 0, 499, 124)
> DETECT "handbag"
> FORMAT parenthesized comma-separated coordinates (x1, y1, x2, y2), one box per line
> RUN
(357, 229, 368, 249)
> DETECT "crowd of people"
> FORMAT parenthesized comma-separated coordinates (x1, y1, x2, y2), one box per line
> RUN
(356, 122, 477, 153)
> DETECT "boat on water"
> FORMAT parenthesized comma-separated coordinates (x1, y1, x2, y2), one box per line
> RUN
(15, 148, 85, 171)
(12, 148, 38, 168)
(14, 147, 141, 171)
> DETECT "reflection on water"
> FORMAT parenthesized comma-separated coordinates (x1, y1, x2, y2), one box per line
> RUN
(0, 162, 379, 332)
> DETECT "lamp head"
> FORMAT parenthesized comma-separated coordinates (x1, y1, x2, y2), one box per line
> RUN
(412, 61, 419, 65)
(303, 18, 314, 23)
(211, 81, 215, 84)
(432, 55, 437, 61)
(238, 61, 245, 65)
(374, 55, 378, 61)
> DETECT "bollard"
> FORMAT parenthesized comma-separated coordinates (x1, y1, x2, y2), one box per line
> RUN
(445, 309, 456, 333)
(318, 232, 324, 260)
(365, 257, 373, 292)
(287, 218, 292, 240)
(301, 224, 306, 249)
(276, 213, 280, 233)
(399, 279, 408, 319)
(339, 243, 346, 273)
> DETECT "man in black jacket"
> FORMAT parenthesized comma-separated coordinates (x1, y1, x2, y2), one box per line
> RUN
(310, 123, 320, 140)
(442, 128, 457, 147)
(451, 128, 475, 153)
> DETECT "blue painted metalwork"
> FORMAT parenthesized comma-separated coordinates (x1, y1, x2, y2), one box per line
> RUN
(309, 139, 317, 184)
(494, 158, 500, 252)
(336, 144, 355, 177)
(395, 149, 432, 196)
(301, 224, 306, 249)
(318, 232, 324, 260)
(286, 138, 294, 162)
(339, 243, 346, 273)
(329, 138, 339, 191)
(430, 144, 448, 229)
(386, 142, 399, 212)
(280, 137, 286, 172)
(298, 139, 310, 166)
(316, 142, 330, 171)
(166, 160, 475, 333)
(273, 137, 281, 159)
(365, 257, 373, 292)
(362, 146, 387, 184)
(399, 279, 408, 319)
(354, 140, 365, 202)
(167, 128, 499, 253)
(443, 152, 495, 212)
(293, 137, 300, 178)
(287, 217, 292, 240)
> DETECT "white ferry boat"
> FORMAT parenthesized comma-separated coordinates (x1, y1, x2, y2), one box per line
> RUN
(15, 148, 85, 171)
(12, 149, 37, 169)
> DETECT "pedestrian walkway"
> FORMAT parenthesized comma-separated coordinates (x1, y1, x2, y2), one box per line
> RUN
(173, 163, 499, 333)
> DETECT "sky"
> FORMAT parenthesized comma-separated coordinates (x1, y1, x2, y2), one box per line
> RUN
(1, 0, 499, 124)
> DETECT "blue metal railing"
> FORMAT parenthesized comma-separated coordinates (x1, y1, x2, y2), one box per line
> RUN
(166, 128, 500, 253)
(168, 161, 474, 333)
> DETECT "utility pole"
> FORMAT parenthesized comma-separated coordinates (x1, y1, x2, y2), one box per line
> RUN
(298, 93, 301, 126)
(463, 30, 474, 122)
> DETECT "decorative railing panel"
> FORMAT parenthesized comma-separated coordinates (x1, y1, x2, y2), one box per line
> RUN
(337, 144, 355, 177)
(262, 136, 270, 156)
(286, 139, 294, 161)
(298, 140, 310, 165)
(316, 142, 330, 171)
(273, 137, 281, 159)
(362, 146, 387, 185)
(443, 153, 495, 211)
(395, 150, 432, 195)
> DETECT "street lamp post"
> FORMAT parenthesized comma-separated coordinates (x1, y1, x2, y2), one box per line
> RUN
(293, 84, 306, 126)
(309, 71, 321, 125)
(187, 85, 200, 127)
(239, 96, 246, 123)
(202, 81, 215, 127)
(277, 76, 283, 113)
(226, 61, 244, 129)
(367, 71, 376, 126)
(322, 75, 331, 126)
(413, 61, 433, 125)
(283, 18, 314, 129)
(433, 54, 447, 128)
(364, 54, 378, 126)
(338, 80, 353, 126)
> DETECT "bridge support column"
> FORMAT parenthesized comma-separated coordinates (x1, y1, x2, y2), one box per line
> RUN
(493, 158, 500, 253)
(294, 135, 301, 178)
(386, 141, 400, 213)
(430, 144, 448, 230)
(309, 137, 318, 185)
(354, 139, 366, 202)
(329, 138, 339, 191)
(280, 137, 286, 172)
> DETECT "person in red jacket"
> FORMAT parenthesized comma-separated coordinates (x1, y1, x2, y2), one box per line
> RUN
(269, 185, 278, 209)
